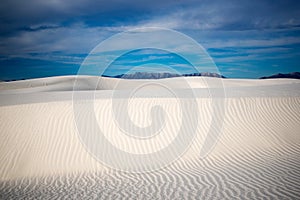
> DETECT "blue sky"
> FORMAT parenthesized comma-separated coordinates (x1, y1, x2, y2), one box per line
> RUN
(103, 49, 193, 76)
(0, 0, 300, 80)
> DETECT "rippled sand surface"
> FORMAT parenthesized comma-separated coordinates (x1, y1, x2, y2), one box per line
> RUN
(0, 76, 299, 199)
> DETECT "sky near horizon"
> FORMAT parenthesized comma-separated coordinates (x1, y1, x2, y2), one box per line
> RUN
(0, 0, 300, 80)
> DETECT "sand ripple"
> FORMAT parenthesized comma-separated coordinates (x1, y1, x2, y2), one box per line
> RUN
(0, 77, 299, 199)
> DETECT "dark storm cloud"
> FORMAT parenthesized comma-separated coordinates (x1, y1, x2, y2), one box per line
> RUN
(1, 0, 300, 52)
(0, 0, 193, 34)
(1, 0, 299, 33)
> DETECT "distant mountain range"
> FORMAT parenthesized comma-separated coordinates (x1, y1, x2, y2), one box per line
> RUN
(103, 72, 226, 79)
(260, 72, 300, 79)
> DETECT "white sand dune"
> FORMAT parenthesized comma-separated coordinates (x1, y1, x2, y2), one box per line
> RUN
(0, 76, 300, 199)
(1, 75, 299, 92)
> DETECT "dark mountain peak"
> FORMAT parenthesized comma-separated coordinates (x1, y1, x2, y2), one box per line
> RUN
(104, 72, 225, 79)
(184, 72, 225, 78)
(260, 72, 300, 79)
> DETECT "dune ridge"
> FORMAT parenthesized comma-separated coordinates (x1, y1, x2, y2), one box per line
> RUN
(1, 75, 299, 92)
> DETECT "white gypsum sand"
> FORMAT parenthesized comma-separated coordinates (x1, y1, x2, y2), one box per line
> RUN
(0, 76, 299, 199)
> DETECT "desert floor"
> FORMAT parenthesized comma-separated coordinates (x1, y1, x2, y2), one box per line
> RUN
(0, 76, 299, 199)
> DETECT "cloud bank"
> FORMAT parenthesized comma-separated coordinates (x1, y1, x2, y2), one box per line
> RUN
(0, 0, 299, 79)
